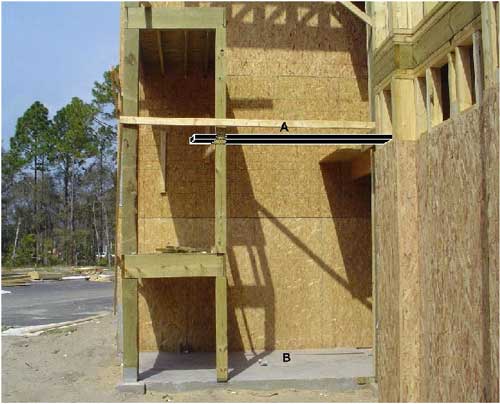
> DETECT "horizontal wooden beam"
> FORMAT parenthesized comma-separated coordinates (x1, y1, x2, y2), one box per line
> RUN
(122, 253, 225, 278)
(127, 7, 226, 29)
(120, 116, 376, 131)
(332, 1, 372, 26)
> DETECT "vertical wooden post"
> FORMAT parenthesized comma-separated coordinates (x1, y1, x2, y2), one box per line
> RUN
(214, 16, 228, 383)
(414, 76, 427, 135)
(472, 31, 483, 104)
(121, 25, 139, 383)
(481, 2, 498, 88)
(370, 148, 377, 381)
(447, 52, 458, 117)
(391, 77, 416, 140)
(425, 67, 442, 131)
(455, 46, 474, 111)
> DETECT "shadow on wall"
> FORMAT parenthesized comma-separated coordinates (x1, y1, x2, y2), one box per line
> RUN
(136, 1, 371, 378)
(187, 1, 369, 102)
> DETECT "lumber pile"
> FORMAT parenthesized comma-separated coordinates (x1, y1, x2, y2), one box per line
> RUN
(2, 273, 31, 287)
(27, 271, 63, 281)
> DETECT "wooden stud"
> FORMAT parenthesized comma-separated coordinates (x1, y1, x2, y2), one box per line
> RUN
(184, 30, 188, 78)
(379, 88, 392, 134)
(156, 31, 165, 75)
(160, 131, 167, 193)
(481, 2, 498, 88)
(119, 116, 377, 130)
(366, 2, 376, 122)
(472, 31, 483, 104)
(215, 138, 226, 255)
(448, 52, 458, 117)
(204, 30, 209, 77)
(414, 76, 427, 135)
(455, 45, 474, 111)
(215, 274, 228, 382)
(370, 148, 377, 382)
(120, 27, 139, 383)
(122, 253, 225, 278)
(425, 67, 443, 130)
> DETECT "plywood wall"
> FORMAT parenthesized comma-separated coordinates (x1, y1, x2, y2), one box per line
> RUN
(375, 87, 499, 402)
(125, 2, 373, 352)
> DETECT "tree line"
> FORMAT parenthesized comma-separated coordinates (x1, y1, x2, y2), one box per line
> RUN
(2, 67, 120, 268)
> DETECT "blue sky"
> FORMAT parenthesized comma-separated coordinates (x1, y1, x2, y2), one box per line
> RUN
(2, 1, 120, 149)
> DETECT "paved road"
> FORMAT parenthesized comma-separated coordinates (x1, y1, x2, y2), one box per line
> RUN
(2, 280, 113, 327)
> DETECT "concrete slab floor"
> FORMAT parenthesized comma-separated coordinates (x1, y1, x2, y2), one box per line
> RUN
(139, 348, 374, 392)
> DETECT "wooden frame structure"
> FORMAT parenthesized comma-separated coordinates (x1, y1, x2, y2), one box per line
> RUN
(120, 4, 229, 383)
(119, 2, 379, 386)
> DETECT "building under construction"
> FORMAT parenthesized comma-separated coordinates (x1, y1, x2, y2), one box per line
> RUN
(116, 2, 499, 401)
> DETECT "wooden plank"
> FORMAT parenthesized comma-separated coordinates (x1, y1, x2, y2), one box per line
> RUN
(380, 88, 392, 134)
(335, 1, 372, 26)
(425, 67, 443, 130)
(215, 23, 227, 121)
(156, 31, 165, 75)
(160, 131, 167, 193)
(215, 138, 226, 254)
(481, 2, 498, 88)
(123, 253, 224, 278)
(447, 52, 458, 116)
(366, 2, 375, 122)
(184, 30, 188, 78)
(127, 7, 225, 29)
(414, 76, 427, 135)
(455, 45, 474, 112)
(216, 274, 228, 382)
(351, 150, 371, 180)
(122, 278, 138, 382)
(120, 116, 377, 130)
(472, 31, 483, 104)
(370, 148, 377, 381)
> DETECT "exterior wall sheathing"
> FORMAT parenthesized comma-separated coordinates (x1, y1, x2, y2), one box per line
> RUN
(119, 2, 374, 353)
(375, 87, 499, 402)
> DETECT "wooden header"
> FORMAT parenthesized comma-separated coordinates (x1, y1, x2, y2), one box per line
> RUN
(120, 116, 376, 131)
(127, 7, 226, 29)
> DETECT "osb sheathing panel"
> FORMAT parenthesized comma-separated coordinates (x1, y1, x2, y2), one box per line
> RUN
(417, 88, 499, 402)
(395, 141, 421, 402)
(482, 88, 499, 402)
(374, 140, 400, 402)
(130, 2, 373, 352)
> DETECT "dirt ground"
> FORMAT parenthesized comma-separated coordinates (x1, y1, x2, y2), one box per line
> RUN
(2, 314, 377, 402)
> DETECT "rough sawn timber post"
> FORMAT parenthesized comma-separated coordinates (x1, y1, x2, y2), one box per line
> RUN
(214, 17, 228, 383)
(121, 24, 139, 383)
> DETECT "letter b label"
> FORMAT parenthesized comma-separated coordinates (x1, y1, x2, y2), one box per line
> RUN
(282, 352, 291, 362)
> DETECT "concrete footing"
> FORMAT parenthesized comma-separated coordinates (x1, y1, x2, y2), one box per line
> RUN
(116, 382, 146, 394)
(131, 348, 374, 393)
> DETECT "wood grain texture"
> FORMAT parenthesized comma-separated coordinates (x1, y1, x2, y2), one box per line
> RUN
(375, 87, 498, 402)
(125, 1, 372, 353)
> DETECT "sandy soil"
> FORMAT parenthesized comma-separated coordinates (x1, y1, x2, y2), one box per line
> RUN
(2, 314, 377, 402)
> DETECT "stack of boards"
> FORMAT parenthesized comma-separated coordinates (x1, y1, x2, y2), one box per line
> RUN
(2, 271, 64, 286)
(2, 273, 31, 287)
